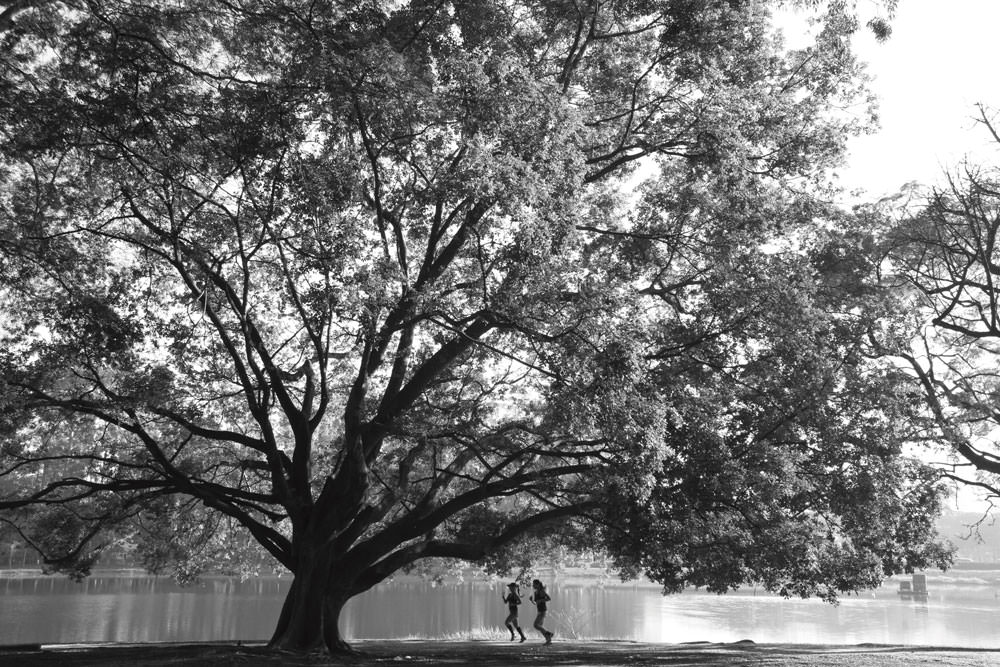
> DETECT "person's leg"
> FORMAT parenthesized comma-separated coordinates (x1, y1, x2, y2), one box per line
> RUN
(513, 613, 526, 641)
(534, 612, 553, 644)
(533, 612, 547, 639)
(505, 611, 516, 639)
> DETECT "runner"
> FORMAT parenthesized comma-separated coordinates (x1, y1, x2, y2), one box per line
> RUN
(529, 579, 554, 644)
(502, 582, 527, 642)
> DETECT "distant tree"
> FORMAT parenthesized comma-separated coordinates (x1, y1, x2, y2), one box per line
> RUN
(881, 106, 1000, 511)
(0, 0, 948, 654)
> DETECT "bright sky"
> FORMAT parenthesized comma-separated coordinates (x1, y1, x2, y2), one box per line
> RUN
(838, 0, 1000, 200)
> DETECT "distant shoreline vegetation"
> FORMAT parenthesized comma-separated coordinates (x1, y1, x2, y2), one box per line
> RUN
(5, 564, 1000, 588)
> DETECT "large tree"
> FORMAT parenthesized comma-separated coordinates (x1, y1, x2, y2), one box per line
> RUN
(0, 0, 948, 654)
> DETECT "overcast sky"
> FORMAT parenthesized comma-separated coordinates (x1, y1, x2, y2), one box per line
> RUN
(838, 0, 1000, 200)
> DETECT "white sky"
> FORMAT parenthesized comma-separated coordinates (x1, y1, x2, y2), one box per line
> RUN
(838, 0, 1000, 199)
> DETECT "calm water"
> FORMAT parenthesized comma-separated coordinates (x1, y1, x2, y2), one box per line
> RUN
(2, 572, 1000, 647)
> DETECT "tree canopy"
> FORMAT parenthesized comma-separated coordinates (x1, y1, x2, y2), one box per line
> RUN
(0, 0, 948, 653)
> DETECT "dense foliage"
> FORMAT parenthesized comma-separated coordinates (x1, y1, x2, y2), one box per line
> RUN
(0, 0, 948, 653)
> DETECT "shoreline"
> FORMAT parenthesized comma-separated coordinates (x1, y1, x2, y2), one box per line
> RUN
(5, 640, 1000, 666)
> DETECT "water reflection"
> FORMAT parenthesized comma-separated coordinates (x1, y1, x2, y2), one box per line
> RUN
(2, 573, 1000, 647)
(0, 574, 287, 644)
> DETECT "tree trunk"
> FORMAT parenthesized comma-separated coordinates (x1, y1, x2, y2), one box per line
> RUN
(322, 590, 353, 653)
(268, 545, 343, 653)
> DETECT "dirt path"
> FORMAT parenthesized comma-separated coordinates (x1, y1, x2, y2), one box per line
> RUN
(5, 640, 1000, 666)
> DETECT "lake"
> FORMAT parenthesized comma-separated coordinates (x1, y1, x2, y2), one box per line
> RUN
(2, 569, 1000, 647)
